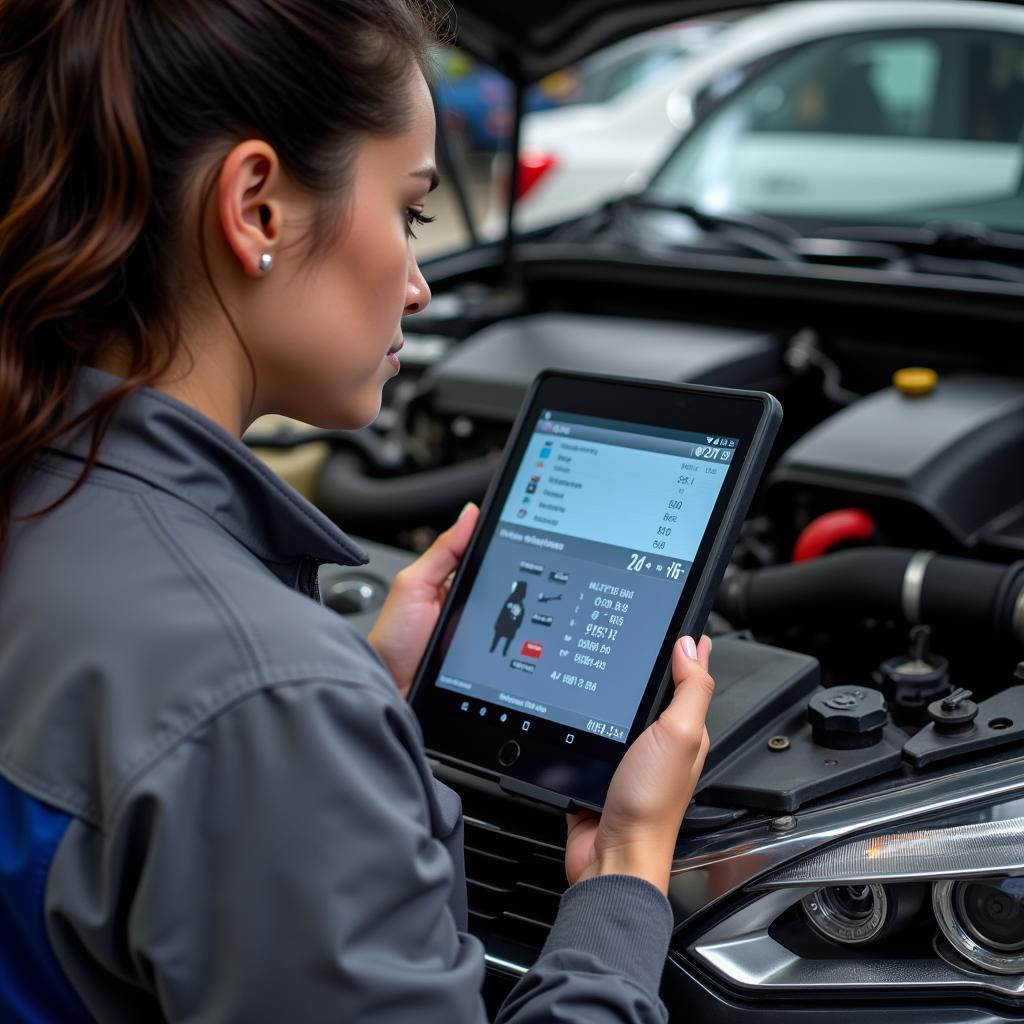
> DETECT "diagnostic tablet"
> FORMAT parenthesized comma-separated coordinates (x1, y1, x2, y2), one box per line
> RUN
(409, 371, 781, 811)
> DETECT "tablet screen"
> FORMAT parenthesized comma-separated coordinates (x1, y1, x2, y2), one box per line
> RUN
(434, 409, 739, 743)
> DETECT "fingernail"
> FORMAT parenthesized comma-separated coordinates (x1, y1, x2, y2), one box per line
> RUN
(459, 502, 474, 520)
(682, 635, 698, 659)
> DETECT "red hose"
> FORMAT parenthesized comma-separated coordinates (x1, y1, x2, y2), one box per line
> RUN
(792, 508, 877, 562)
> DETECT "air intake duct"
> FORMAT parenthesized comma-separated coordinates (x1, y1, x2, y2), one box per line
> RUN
(716, 548, 1024, 643)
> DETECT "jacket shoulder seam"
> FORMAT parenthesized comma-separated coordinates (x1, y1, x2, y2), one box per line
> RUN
(32, 457, 145, 496)
(1, 669, 392, 832)
(105, 671, 399, 828)
(0, 760, 103, 829)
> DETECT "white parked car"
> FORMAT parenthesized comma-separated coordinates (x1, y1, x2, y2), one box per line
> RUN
(483, 19, 730, 233)
(506, 0, 1024, 232)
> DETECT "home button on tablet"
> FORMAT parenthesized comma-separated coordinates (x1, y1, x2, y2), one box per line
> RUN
(498, 740, 521, 767)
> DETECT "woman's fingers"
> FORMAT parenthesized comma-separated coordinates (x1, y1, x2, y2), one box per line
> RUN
(672, 634, 712, 681)
(663, 636, 716, 747)
(394, 502, 478, 591)
(697, 633, 712, 671)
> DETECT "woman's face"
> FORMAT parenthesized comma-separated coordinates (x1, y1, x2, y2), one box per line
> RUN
(247, 68, 437, 429)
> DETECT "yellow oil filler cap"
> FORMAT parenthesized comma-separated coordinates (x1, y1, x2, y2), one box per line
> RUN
(893, 366, 937, 397)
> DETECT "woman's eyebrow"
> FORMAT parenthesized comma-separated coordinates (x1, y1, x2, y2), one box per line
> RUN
(410, 165, 440, 193)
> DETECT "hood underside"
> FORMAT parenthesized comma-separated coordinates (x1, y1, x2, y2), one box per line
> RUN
(450, 0, 756, 80)
(449, 0, 1024, 80)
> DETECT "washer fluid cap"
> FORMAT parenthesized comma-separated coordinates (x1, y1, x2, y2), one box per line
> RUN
(807, 685, 888, 749)
(893, 366, 938, 397)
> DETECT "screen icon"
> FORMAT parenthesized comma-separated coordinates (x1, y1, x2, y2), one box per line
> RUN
(565, 733, 575, 745)
(540, 447, 552, 459)
(460, 701, 470, 712)
(521, 720, 531, 732)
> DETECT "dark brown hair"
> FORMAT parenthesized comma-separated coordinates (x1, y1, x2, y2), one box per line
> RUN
(0, 0, 440, 556)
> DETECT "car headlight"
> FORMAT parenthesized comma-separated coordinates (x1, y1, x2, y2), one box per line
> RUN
(682, 808, 1024, 1002)
(801, 883, 889, 945)
(933, 876, 1024, 975)
(801, 882, 925, 946)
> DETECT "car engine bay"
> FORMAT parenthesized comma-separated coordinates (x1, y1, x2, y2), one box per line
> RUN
(300, 256, 1024, 1018)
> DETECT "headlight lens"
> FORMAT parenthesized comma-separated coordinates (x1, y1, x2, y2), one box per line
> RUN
(959, 879, 1024, 952)
(934, 876, 1024, 974)
(802, 884, 888, 945)
(800, 882, 927, 947)
(758, 816, 1024, 888)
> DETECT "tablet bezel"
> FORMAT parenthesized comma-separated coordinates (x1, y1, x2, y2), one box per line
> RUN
(409, 371, 780, 811)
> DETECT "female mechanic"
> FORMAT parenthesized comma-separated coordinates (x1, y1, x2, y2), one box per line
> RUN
(0, 1, 715, 1020)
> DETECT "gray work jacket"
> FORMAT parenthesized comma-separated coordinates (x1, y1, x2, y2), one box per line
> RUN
(0, 367, 671, 1023)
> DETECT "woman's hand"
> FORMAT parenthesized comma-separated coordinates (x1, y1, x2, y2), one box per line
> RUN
(564, 634, 714, 895)
(368, 503, 479, 698)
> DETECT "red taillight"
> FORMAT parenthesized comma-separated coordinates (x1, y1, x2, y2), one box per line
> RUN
(515, 149, 558, 200)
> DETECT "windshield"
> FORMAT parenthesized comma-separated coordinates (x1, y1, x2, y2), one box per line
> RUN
(649, 27, 1024, 233)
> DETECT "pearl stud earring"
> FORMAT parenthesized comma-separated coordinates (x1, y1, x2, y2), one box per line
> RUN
(258, 252, 273, 273)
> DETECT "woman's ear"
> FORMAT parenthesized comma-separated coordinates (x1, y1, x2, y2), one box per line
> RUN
(216, 140, 283, 277)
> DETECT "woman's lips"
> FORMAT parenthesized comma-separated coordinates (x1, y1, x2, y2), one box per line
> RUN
(386, 339, 403, 371)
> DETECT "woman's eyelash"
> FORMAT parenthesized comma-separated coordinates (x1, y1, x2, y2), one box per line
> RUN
(406, 209, 436, 238)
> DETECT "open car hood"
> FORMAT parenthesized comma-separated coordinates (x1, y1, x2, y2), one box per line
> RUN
(451, 0, 782, 81)
(451, 0, 1024, 80)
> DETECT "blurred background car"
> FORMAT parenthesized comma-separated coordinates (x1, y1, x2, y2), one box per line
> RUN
(504, 0, 1024, 232)
(491, 18, 732, 221)
(650, 0, 1024, 226)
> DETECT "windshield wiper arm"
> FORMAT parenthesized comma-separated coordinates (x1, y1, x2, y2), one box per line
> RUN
(815, 220, 1024, 263)
(585, 200, 1024, 280)
(620, 195, 802, 263)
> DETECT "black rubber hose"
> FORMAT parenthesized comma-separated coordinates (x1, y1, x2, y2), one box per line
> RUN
(717, 547, 1024, 639)
(314, 450, 496, 531)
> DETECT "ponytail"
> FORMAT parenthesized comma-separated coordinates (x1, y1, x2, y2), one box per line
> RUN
(0, 0, 168, 557)
(0, 0, 438, 560)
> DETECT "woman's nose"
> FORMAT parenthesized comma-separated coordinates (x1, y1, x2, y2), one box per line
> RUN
(405, 260, 431, 315)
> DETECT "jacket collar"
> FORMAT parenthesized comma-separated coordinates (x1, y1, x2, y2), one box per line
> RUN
(50, 366, 367, 568)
